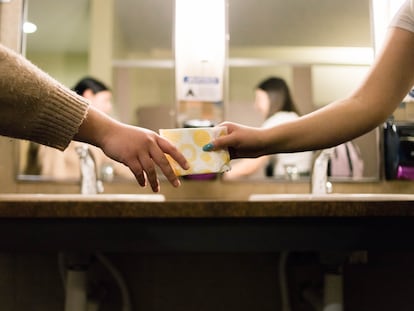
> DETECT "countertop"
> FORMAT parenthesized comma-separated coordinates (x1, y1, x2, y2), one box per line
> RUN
(0, 193, 413, 218)
(1, 193, 414, 252)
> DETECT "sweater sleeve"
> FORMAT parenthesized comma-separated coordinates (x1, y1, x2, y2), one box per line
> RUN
(0, 44, 89, 151)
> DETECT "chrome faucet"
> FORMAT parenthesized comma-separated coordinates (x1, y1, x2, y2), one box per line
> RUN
(311, 148, 334, 195)
(75, 145, 104, 195)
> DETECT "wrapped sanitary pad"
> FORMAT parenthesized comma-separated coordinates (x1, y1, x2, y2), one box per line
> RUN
(159, 126, 231, 176)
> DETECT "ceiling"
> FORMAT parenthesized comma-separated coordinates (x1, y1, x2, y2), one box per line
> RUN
(25, 0, 372, 54)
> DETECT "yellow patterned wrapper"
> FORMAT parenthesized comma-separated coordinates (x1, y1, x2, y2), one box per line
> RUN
(159, 126, 231, 176)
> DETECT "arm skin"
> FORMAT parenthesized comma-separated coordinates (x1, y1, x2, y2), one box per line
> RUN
(74, 106, 189, 192)
(207, 28, 414, 159)
(223, 156, 269, 180)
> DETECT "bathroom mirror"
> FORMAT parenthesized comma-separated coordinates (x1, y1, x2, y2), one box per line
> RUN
(17, 0, 380, 182)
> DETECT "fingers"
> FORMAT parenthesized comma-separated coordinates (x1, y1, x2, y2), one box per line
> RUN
(202, 122, 235, 152)
(131, 139, 186, 191)
(151, 137, 189, 188)
(141, 156, 161, 192)
(128, 156, 161, 192)
(127, 159, 148, 188)
(152, 153, 181, 189)
(202, 132, 233, 152)
(100, 124, 187, 192)
(157, 137, 190, 170)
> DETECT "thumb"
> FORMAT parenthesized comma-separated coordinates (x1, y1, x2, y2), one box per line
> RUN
(202, 122, 237, 151)
(202, 133, 232, 152)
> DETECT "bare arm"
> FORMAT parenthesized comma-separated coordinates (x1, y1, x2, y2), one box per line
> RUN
(206, 28, 414, 158)
(223, 156, 269, 180)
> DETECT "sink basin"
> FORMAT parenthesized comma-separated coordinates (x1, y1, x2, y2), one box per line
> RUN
(0, 194, 166, 202)
(249, 193, 414, 201)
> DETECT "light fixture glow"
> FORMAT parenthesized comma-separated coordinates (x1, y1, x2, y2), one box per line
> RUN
(174, 0, 226, 99)
(371, 0, 405, 54)
(175, 0, 225, 63)
(174, 0, 228, 126)
(23, 21, 37, 34)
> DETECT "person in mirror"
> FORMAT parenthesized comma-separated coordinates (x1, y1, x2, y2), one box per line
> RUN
(203, 0, 414, 168)
(0, 43, 189, 192)
(223, 77, 313, 180)
(37, 77, 134, 181)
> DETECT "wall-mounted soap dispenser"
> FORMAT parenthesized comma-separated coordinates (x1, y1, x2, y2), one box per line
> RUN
(174, 0, 228, 128)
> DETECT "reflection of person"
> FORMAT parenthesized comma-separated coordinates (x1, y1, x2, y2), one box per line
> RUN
(0, 43, 188, 192)
(224, 77, 313, 180)
(203, 1, 414, 165)
(38, 77, 133, 181)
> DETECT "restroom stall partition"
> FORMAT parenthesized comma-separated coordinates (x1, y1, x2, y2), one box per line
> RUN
(174, 0, 228, 128)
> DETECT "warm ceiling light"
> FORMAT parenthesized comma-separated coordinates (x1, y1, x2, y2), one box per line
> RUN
(23, 21, 37, 34)
(174, 0, 228, 126)
(371, 0, 405, 54)
(174, 0, 227, 101)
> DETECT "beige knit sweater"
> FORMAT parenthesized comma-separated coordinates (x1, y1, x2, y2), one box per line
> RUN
(0, 44, 89, 150)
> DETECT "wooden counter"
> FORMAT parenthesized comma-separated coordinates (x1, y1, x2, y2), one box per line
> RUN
(0, 193, 413, 252)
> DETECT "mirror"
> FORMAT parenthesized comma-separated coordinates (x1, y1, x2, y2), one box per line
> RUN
(18, 0, 379, 182)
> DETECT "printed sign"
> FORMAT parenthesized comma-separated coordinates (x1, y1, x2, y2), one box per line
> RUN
(179, 75, 222, 102)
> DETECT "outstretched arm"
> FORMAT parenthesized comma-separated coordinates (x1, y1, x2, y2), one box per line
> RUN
(205, 27, 414, 158)
(0, 43, 189, 191)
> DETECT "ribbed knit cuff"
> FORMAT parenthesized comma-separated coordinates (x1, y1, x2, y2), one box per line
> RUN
(29, 84, 89, 151)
